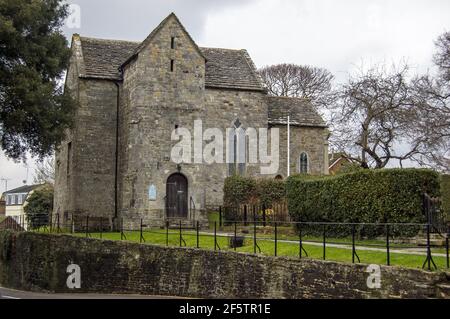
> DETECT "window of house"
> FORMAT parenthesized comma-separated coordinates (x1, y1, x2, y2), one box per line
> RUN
(14, 194, 19, 205)
(21, 194, 27, 204)
(7, 195, 12, 205)
(299, 152, 308, 174)
(171, 36, 175, 49)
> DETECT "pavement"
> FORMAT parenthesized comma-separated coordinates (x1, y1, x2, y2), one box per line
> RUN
(201, 231, 448, 257)
(0, 286, 177, 299)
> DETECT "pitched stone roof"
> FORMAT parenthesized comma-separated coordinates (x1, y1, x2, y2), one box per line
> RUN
(201, 47, 264, 91)
(76, 37, 265, 91)
(267, 96, 328, 127)
(79, 37, 137, 80)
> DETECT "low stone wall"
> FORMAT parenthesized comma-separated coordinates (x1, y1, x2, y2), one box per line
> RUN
(0, 231, 448, 298)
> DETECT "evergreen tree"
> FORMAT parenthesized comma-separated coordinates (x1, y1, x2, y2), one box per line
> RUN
(0, 0, 75, 160)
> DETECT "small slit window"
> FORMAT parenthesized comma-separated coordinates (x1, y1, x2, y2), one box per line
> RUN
(170, 59, 174, 72)
(299, 152, 308, 174)
(171, 37, 175, 49)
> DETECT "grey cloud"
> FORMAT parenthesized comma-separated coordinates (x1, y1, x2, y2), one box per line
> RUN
(63, 0, 255, 41)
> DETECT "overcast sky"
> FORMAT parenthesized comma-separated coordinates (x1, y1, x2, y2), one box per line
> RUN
(1, 0, 449, 192)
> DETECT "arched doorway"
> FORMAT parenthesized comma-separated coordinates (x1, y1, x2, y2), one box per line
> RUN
(166, 173, 188, 219)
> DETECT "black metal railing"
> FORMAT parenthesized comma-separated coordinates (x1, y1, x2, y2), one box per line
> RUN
(14, 212, 450, 271)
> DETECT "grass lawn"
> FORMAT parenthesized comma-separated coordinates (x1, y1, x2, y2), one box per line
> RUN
(69, 229, 449, 271)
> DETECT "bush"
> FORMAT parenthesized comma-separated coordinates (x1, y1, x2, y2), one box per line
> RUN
(223, 176, 286, 207)
(441, 174, 450, 222)
(24, 185, 53, 230)
(223, 176, 257, 207)
(223, 176, 286, 221)
(286, 169, 440, 237)
(256, 179, 286, 207)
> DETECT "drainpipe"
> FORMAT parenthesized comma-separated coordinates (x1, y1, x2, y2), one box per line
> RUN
(287, 115, 291, 177)
(113, 81, 120, 222)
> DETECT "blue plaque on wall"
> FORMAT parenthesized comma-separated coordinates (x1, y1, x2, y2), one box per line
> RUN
(148, 184, 157, 201)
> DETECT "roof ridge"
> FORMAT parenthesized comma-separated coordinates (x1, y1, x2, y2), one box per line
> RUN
(240, 49, 264, 91)
(267, 95, 311, 101)
(200, 46, 244, 51)
(79, 36, 140, 44)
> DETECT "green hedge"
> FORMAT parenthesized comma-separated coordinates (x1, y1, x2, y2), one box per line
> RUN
(286, 169, 440, 237)
(441, 174, 450, 221)
(223, 176, 285, 207)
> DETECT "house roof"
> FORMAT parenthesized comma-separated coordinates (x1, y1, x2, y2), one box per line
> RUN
(76, 37, 265, 91)
(74, 13, 264, 91)
(3, 184, 41, 195)
(267, 96, 328, 128)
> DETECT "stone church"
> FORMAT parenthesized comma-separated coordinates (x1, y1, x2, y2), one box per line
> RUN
(54, 13, 329, 227)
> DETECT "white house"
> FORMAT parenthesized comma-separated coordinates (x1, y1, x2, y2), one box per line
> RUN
(4, 184, 43, 230)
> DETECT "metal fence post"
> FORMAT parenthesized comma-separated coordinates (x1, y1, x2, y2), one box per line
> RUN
(426, 223, 431, 271)
(299, 225, 302, 259)
(120, 217, 124, 240)
(100, 216, 103, 239)
(262, 204, 266, 227)
(166, 220, 169, 246)
(214, 221, 217, 251)
(352, 224, 356, 263)
(253, 220, 257, 254)
(140, 219, 143, 243)
(323, 224, 326, 260)
(234, 221, 237, 251)
(274, 222, 278, 257)
(244, 205, 248, 226)
(57, 214, 60, 233)
(196, 221, 200, 249)
(86, 215, 89, 238)
(446, 236, 449, 269)
(386, 224, 390, 266)
(219, 207, 222, 227)
(71, 213, 74, 234)
(179, 220, 182, 247)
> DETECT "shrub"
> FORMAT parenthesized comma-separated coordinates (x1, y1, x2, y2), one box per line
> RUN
(24, 185, 54, 230)
(223, 176, 257, 207)
(223, 176, 286, 207)
(441, 174, 450, 222)
(286, 169, 440, 237)
(256, 179, 286, 207)
(223, 176, 287, 221)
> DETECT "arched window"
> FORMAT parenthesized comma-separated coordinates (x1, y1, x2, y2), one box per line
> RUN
(275, 175, 283, 180)
(299, 152, 308, 174)
(228, 119, 246, 176)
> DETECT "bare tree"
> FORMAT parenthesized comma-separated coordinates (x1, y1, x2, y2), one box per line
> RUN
(434, 32, 450, 82)
(406, 32, 450, 172)
(258, 64, 335, 109)
(329, 63, 434, 169)
(33, 157, 55, 185)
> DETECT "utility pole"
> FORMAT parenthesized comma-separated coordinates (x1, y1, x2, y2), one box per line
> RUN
(287, 115, 291, 177)
(1, 178, 11, 192)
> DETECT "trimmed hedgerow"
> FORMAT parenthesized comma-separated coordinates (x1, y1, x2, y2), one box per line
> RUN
(286, 169, 440, 237)
(441, 174, 450, 222)
(223, 176, 286, 207)
(223, 176, 257, 207)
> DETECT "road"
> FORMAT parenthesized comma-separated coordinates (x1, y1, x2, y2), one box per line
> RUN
(0, 287, 177, 299)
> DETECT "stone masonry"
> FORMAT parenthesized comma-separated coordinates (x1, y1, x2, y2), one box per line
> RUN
(0, 231, 448, 299)
(54, 13, 330, 227)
